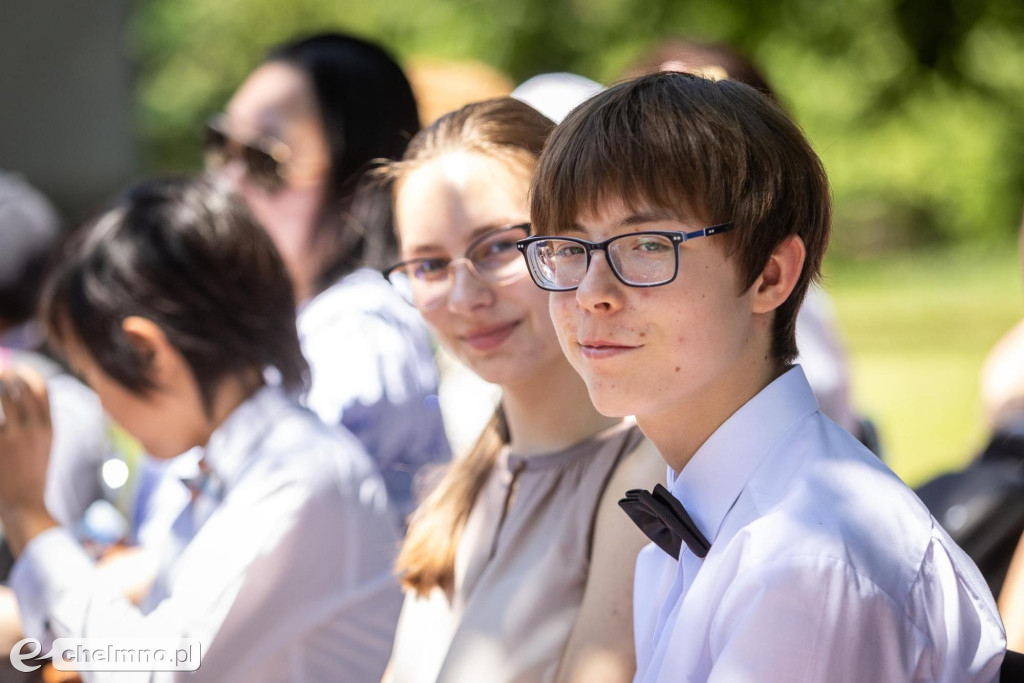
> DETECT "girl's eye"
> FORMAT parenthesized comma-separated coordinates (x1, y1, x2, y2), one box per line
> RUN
(472, 239, 520, 268)
(414, 259, 449, 280)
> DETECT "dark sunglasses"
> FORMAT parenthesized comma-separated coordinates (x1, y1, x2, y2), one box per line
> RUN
(202, 115, 292, 192)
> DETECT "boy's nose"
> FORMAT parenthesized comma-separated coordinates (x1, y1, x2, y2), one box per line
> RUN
(575, 251, 625, 312)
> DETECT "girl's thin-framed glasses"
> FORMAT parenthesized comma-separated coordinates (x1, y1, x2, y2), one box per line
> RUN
(383, 224, 531, 311)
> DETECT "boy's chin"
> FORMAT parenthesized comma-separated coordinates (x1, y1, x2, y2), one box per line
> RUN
(585, 385, 638, 419)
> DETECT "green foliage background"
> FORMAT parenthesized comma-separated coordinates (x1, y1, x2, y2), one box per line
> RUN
(134, 0, 1024, 254)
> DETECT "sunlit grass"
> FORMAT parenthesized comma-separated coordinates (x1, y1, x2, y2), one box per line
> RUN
(824, 245, 1022, 486)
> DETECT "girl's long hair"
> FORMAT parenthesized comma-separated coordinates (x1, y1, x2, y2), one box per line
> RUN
(383, 98, 554, 596)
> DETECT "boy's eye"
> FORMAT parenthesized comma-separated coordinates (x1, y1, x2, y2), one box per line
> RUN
(554, 243, 586, 259)
(634, 238, 671, 253)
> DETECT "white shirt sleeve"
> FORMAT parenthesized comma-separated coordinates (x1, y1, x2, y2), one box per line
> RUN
(9, 527, 95, 642)
(10, 472, 399, 682)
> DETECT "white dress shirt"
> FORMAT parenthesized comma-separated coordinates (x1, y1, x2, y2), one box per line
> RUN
(633, 366, 1006, 683)
(298, 268, 450, 522)
(10, 385, 403, 682)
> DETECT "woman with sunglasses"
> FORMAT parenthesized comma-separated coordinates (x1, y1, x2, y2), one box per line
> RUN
(380, 98, 664, 683)
(207, 33, 449, 522)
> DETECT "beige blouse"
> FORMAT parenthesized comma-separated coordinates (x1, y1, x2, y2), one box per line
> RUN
(388, 420, 644, 683)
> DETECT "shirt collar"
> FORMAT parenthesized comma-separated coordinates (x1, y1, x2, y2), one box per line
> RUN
(189, 385, 293, 489)
(668, 365, 819, 545)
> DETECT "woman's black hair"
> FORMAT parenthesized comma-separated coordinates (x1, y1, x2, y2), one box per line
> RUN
(267, 32, 421, 293)
(41, 176, 309, 413)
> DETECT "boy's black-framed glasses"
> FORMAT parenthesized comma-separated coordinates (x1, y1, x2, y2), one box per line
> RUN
(383, 224, 531, 311)
(515, 223, 733, 292)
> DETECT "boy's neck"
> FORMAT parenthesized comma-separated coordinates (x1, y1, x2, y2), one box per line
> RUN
(637, 356, 787, 475)
(196, 373, 264, 448)
(502, 357, 621, 457)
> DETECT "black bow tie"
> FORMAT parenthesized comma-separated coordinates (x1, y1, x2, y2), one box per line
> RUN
(619, 484, 711, 560)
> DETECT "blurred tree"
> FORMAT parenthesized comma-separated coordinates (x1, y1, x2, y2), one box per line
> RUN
(132, 0, 1024, 252)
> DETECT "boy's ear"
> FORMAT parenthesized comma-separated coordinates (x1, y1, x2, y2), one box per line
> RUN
(121, 316, 177, 385)
(750, 235, 806, 315)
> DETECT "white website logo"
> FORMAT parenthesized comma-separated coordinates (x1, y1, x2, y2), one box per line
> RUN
(10, 637, 201, 672)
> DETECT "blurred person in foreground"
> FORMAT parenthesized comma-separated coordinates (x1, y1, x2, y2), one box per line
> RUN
(623, 39, 880, 454)
(381, 98, 664, 683)
(0, 177, 401, 681)
(208, 32, 449, 524)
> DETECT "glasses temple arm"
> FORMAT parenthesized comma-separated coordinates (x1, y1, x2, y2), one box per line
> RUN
(683, 223, 733, 240)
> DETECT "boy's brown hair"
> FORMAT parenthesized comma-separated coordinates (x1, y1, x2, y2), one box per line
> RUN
(530, 71, 831, 364)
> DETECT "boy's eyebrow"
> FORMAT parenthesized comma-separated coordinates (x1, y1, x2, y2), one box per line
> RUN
(619, 210, 679, 227)
(562, 210, 681, 236)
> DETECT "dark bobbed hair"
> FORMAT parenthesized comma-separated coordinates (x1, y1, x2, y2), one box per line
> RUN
(267, 33, 421, 293)
(531, 72, 831, 364)
(41, 176, 309, 412)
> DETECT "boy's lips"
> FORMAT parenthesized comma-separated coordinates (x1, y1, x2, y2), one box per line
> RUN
(460, 321, 520, 351)
(578, 338, 642, 359)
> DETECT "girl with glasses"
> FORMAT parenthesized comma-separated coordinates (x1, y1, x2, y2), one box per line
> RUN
(380, 98, 664, 683)
(208, 33, 449, 523)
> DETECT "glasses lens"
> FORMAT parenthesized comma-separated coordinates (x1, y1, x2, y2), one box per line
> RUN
(608, 234, 676, 285)
(526, 239, 588, 290)
(388, 259, 450, 311)
(468, 227, 529, 284)
(243, 143, 284, 192)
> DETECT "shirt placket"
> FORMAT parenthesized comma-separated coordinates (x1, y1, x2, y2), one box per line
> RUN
(640, 550, 705, 682)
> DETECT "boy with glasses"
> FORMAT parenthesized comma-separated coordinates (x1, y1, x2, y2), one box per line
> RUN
(520, 72, 1006, 681)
